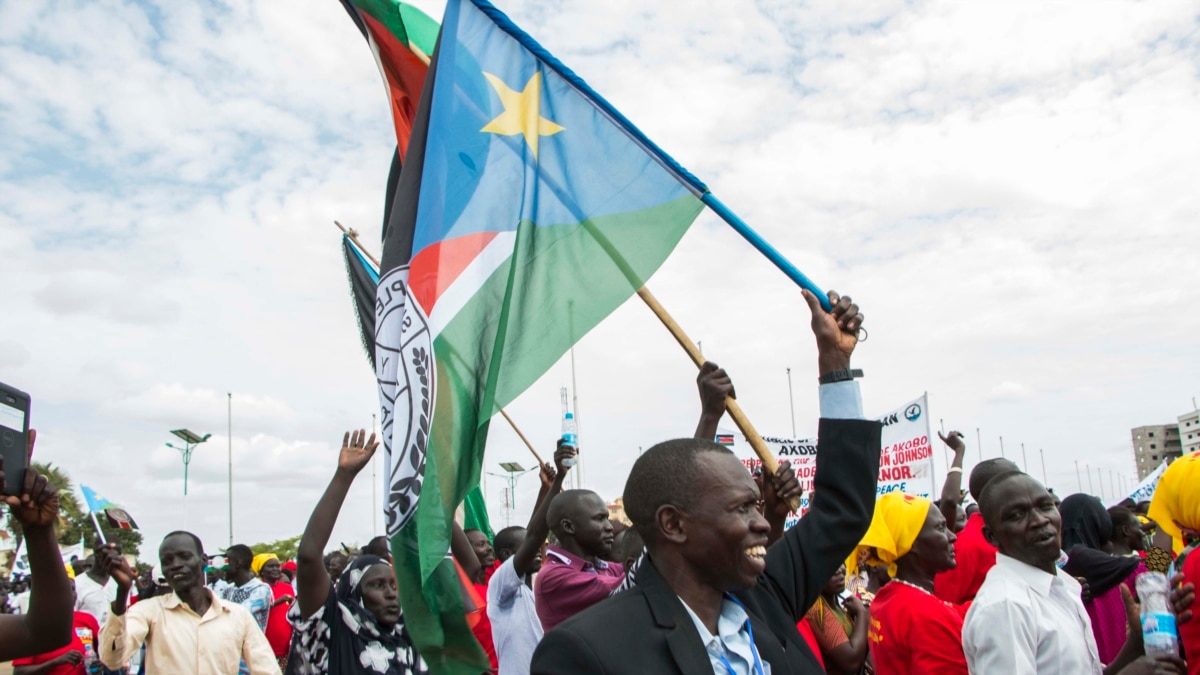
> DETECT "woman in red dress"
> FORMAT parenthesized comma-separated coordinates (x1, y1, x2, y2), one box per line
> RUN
(253, 553, 295, 669)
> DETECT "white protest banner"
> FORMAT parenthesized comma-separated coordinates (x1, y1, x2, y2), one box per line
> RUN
(723, 393, 936, 528)
(1107, 460, 1167, 508)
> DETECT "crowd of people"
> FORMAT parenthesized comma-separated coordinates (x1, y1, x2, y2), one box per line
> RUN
(2, 289, 1198, 674)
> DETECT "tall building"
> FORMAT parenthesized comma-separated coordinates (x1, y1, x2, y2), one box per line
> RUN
(1180, 409, 1200, 456)
(1130, 424, 1183, 480)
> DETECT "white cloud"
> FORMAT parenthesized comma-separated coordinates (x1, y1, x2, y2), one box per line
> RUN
(2, 0, 1197, 557)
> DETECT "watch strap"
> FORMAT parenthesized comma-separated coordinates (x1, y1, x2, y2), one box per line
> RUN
(818, 368, 863, 384)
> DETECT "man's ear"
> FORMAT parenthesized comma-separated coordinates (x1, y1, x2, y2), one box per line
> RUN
(656, 505, 687, 545)
(561, 518, 576, 536)
(982, 524, 1000, 549)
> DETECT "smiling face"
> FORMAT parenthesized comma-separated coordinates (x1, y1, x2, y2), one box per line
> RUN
(679, 453, 771, 592)
(358, 563, 401, 628)
(159, 534, 206, 595)
(982, 475, 1062, 572)
(466, 530, 495, 568)
(260, 558, 281, 584)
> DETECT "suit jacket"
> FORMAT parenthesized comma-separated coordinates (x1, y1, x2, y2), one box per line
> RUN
(531, 418, 883, 675)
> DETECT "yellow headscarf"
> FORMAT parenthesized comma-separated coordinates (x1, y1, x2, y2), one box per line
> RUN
(65, 562, 76, 580)
(251, 553, 279, 576)
(847, 491, 933, 578)
(1147, 453, 1200, 554)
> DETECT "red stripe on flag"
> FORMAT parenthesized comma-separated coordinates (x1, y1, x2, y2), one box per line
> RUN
(409, 232, 500, 315)
(362, 13, 429, 160)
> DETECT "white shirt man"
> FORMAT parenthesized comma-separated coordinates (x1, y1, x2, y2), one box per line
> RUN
(963, 553, 1103, 674)
(488, 557, 543, 674)
(75, 570, 117, 624)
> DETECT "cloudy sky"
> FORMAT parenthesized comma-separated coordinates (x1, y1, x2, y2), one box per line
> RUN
(2, 0, 1198, 560)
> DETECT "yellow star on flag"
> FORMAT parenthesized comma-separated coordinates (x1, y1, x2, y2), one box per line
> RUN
(480, 71, 564, 159)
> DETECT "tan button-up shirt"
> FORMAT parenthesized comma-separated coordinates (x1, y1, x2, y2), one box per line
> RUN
(99, 589, 280, 675)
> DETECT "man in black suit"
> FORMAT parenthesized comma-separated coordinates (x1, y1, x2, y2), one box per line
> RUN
(531, 289, 882, 675)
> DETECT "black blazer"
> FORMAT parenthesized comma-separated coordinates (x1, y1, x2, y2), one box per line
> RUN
(530, 417, 882, 675)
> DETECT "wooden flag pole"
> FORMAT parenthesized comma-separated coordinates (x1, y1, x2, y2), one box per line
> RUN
(499, 409, 547, 467)
(335, 220, 382, 269)
(635, 287, 802, 513)
(335, 220, 547, 469)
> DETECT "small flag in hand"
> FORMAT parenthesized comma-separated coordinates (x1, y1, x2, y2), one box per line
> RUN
(80, 485, 139, 530)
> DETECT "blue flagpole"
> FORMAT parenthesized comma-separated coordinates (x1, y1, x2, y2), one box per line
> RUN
(700, 193, 832, 311)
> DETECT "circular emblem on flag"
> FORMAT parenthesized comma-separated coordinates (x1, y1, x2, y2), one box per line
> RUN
(375, 267, 433, 537)
(107, 508, 135, 528)
(905, 404, 922, 422)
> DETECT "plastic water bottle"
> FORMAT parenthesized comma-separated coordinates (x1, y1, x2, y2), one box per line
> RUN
(83, 643, 99, 673)
(561, 412, 578, 467)
(1136, 572, 1179, 658)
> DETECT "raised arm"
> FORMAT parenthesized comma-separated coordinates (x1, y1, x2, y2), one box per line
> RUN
(761, 290, 882, 620)
(937, 430, 967, 526)
(0, 430, 73, 661)
(450, 521, 483, 585)
(693, 362, 734, 441)
(514, 442, 574, 578)
(296, 430, 377, 618)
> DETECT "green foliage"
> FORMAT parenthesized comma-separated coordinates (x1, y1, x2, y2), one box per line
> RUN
(244, 534, 302, 561)
(3, 461, 142, 559)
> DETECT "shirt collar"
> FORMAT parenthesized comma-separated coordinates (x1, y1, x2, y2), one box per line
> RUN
(161, 589, 227, 617)
(679, 594, 751, 645)
(995, 552, 1060, 597)
(545, 545, 609, 572)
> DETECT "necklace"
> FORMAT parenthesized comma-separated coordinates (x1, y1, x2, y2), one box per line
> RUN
(891, 578, 934, 594)
(892, 578, 955, 607)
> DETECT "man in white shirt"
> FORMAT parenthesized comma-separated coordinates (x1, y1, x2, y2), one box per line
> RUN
(489, 442, 573, 674)
(74, 543, 118, 625)
(963, 472, 1185, 675)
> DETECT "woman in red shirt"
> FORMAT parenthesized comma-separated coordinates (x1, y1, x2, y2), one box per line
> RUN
(850, 491, 967, 675)
(12, 608, 101, 675)
(253, 553, 295, 669)
(1147, 453, 1200, 675)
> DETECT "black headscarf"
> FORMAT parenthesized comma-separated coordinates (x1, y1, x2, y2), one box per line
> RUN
(1060, 494, 1140, 596)
(287, 554, 427, 675)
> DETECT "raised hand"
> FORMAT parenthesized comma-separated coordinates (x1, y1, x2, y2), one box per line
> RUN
(337, 429, 378, 475)
(762, 460, 800, 530)
(696, 361, 735, 421)
(801, 289, 863, 374)
(96, 543, 136, 592)
(539, 461, 557, 490)
(3, 431, 58, 530)
(554, 440, 577, 477)
(938, 430, 966, 454)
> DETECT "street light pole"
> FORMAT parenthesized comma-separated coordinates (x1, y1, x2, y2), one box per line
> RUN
(786, 368, 796, 438)
(167, 429, 211, 531)
(228, 393, 233, 547)
(487, 462, 536, 528)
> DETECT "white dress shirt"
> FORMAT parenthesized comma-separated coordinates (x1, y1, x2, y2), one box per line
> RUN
(963, 553, 1103, 674)
(679, 595, 769, 675)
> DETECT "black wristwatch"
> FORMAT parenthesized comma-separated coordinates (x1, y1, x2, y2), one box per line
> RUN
(818, 368, 863, 384)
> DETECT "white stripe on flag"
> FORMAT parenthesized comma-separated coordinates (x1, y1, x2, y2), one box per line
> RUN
(428, 231, 517, 337)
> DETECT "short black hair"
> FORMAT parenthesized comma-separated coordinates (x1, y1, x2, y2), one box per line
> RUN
(614, 526, 644, 563)
(162, 531, 205, 558)
(225, 544, 253, 566)
(623, 438, 734, 548)
(364, 536, 390, 558)
(323, 550, 347, 567)
(463, 528, 485, 540)
(547, 490, 603, 538)
(977, 470, 1030, 526)
(1108, 505, 1139, 531)
(969, 458, 1021, 502)
(493, 526, 527, 555)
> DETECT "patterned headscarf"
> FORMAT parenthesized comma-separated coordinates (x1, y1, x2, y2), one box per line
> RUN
(1148, 453, 1200, 554)
(251, 553, 278, 576)
(847, 492, 932, 578)
(289, 554, 427, 675)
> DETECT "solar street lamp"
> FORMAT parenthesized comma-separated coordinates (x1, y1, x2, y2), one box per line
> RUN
(488, 461, 535, 527)
(167, 428, 211, 529)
